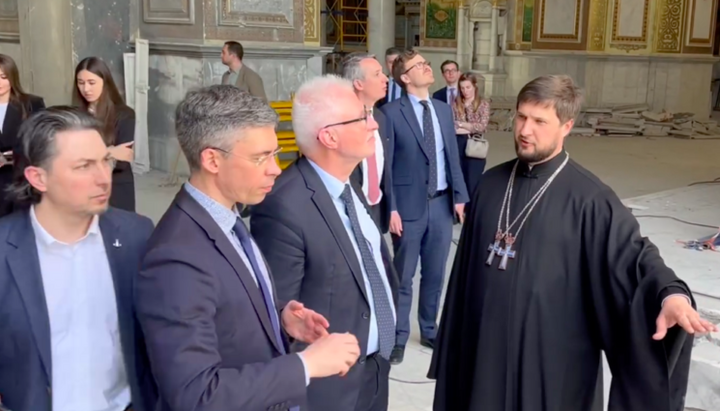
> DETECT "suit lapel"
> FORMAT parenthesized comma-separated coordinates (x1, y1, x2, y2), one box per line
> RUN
(98, 213, 135, 359)
(6, 211, 52, 381)
(298, 158, 370, 305)
(176, 190, 283, 353)
(399, 97, 430, 159)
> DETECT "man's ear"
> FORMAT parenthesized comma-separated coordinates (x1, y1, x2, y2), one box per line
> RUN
(199, 148, 223, 174)
(24, 166, 48, 195)
(561, 118, 575, 138)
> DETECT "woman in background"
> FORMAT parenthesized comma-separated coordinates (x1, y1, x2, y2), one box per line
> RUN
(74, 56, 137, 212)
(453, 72, 490, 207)
(0, 54, 45, 217)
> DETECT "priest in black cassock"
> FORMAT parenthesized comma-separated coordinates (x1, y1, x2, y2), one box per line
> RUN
(428, 74, 718, 411)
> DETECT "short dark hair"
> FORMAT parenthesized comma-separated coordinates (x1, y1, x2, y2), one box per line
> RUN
(517, 75, 584, 124)
(385, 47, 403, 57)
(440, 60, 458, 73)
(224, 41, 244, 60)
(8, 106, 104, 205)
(391, 48, 419, 89)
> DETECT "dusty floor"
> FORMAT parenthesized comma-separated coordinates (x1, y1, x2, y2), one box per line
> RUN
(135, 131, 720, 411)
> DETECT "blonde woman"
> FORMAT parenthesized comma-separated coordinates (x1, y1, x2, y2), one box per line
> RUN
(453, 72, 489, 205)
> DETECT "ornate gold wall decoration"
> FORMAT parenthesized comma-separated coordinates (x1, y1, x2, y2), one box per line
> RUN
(587, 0, 608, 50)
(654, 0, 685, 52)
(537, 0, 583, 41)
(303, 0, 320, 45)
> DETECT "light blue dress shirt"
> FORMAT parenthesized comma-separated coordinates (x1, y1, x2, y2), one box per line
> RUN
(407, 94, 448, 191)
(307, 160, 397, 356)
(184, 182, 310, 385)
(387, 78, 402, 102)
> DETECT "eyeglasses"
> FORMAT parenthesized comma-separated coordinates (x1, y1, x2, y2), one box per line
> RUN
(209, 146, 283, 167)
(404, 60, 431, 74)
(322, 107, 372, 129)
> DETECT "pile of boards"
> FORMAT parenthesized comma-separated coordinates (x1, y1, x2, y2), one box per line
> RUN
(486, 101, 720, 139)
(569, 103, 720, 139)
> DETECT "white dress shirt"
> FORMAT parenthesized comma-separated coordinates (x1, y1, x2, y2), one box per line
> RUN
(361, 112, 384, 206)
(30, 207, 130, 411)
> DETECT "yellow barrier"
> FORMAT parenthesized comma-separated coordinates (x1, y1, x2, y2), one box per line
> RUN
(271, 100, 300, 169)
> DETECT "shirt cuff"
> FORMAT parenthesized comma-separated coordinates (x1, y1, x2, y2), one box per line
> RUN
(296, 352, 310, 386)
(661, 293, 691, 307)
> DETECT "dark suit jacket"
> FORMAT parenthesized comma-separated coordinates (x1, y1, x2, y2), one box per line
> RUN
(0, 95, 45, 216)
(250, 157, 400, 411)
(432, 87, 449, 104)
(350, 108, 393, 233)
(110, 104, 136, 212)
(135, 188, 306, 411)
(380, 95, 469, 221)
(0, 207, 157, 411)
(375, 79, 406, 109)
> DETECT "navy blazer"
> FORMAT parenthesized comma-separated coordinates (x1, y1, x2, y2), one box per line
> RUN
(0, 207, 157, 411)
(350, 108, 393, 233)
(135, 188, 307, 411)
(432, 87, 449, 104)
(380, 95, 469, 221)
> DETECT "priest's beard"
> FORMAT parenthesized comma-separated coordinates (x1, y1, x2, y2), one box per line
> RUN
(514, 138, 560, 164)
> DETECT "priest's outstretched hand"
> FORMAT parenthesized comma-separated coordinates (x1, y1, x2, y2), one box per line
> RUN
(282, 300, 330, 343)
(653, 295, 718, 340)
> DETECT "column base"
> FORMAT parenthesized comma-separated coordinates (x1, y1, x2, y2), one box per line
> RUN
(471, 71, 507, 98)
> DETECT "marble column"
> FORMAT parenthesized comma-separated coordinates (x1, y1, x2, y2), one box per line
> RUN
(368, 0, 395, 60)
(489, 4, 498, 72)
(18, 0, 74, 104)
(456, 4, 474, 71)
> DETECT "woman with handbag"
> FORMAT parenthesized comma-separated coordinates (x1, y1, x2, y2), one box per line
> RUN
(452, 72, 490, 207)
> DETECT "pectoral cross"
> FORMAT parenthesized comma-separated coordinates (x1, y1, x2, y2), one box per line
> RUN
(486, 231, 504, 266)
(498, 234, 516, 270)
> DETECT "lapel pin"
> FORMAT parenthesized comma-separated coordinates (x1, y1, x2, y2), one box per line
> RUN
(113, 239, 122, 248)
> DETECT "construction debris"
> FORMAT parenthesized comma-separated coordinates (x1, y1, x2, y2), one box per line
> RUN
(486, 100, 720, 139)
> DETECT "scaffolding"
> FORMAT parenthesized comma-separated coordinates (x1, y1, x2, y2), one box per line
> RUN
(324, 0, 368, 53)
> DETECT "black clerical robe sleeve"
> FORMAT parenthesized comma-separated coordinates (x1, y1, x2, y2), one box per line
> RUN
(582, 188, 694, 411)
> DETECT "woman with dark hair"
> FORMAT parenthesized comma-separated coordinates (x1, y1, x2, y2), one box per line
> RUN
(74, 56, 137, 212)
(0, 54, 45, 217)
(453, 72, 490, 206)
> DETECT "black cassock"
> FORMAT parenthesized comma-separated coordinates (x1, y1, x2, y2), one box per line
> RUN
(428, 151, 695, 411)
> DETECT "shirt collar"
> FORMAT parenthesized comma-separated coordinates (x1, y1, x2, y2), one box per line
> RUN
(306, 159, 347, 200)
(183, 182, 240, 234)
(408, 93, 431, 106)
(29, 206, 100, 246)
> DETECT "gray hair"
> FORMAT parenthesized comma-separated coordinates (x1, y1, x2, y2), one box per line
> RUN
(517, 75, 584, 124)
(8, 106, 104, 205)
(175, 85, 279, 172)
(292, 75, 355, 153)
(342, 52, 375, 82)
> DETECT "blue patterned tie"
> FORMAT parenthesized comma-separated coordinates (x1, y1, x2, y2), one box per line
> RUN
(419, 100, 438, 196)
(233, 219, 286, 354)
(339, 185, 395, 359)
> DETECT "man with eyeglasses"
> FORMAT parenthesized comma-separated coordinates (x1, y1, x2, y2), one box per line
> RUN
(380, 49, 468, 365)
(135, 85, 361, 411)
(251, 75, 399, 411)
(432, 60, 460, 104)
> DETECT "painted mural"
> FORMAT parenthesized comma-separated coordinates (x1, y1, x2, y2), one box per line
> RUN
(425, 0, 457, 40)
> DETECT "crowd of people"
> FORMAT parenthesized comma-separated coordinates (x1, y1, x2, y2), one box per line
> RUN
(0, 44, 715, 411)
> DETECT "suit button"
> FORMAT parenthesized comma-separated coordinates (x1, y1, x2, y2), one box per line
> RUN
(362, 312, 370, 319)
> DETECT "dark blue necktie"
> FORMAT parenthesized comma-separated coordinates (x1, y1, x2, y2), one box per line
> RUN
(340, 185, 395, 359)
(419, 100, 438, 195)
(233, 218, 286, 355)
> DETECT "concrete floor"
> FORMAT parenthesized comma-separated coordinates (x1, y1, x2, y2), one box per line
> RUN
(134, 131, 720, 411)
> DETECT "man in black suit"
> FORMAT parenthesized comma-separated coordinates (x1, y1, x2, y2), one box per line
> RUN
(0, 107, 157, 411)
(376, 47, 404, 109)
(135, 85, 361, 411)
(431, 60, 460, 104)
(251, 75, 399, 411)
(342, 52, 393, 233)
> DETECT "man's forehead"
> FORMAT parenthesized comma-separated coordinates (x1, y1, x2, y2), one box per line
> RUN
(517, 101, 557, 118)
